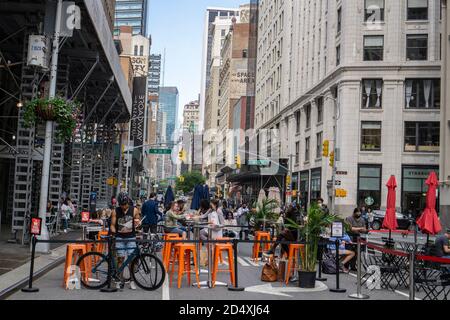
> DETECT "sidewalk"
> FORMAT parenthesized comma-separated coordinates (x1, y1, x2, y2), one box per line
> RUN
(0, 228, 82, 298)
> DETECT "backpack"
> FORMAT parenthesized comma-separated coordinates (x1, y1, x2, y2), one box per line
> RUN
(321, 253, 337, 274)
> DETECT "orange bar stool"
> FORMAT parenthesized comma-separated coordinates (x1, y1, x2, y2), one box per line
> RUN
(95, 231, 109, 254)
(212, 242, 235, 287)
(169, 243, 200, 288)
(285, 244, 305, 284)
(216, 237, 231, 264)
(163, 233, 182, 270)
(252, 231, 271, 262)
(63, 244, 89, 288)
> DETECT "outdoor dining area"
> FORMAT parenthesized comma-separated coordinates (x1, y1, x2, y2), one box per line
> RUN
(361, 172, 450, 300)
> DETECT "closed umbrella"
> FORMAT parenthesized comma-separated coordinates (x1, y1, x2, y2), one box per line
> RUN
(382, 175, 398, 240)
(202, 184, 210, 200)
(190, 184, 202, 210)
(164, 185, 175, 208)
(417, 171, 441, 242)
(257, 189, 266, 206)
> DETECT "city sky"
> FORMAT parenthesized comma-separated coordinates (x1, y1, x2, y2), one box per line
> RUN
(148, 0, 245, 127)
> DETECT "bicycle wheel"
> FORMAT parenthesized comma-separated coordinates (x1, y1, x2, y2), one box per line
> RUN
(131, 253, 165, 291)
(76, 252, 109, 290)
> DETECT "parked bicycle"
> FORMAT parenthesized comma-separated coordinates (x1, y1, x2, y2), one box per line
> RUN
(76, 235, 165, 291)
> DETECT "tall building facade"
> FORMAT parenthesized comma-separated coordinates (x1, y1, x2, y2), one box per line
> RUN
(159, 87, 180, 144)
(114, 0, 150, 36)
(199, 7, 241, 130)
(256, 0, 443, 217)
(148, 54, 162, 96)
(183, 100, 200, 130)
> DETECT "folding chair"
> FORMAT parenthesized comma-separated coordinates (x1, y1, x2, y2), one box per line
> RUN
(361, 245, 400, 291)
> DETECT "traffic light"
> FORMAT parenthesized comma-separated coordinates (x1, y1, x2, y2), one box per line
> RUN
(329, 151, 335, 167)
(322, 140, 330, 157)
(235, 154, 241, 168)
(179, 176, 185, 183)
(178, 149, 186, 161)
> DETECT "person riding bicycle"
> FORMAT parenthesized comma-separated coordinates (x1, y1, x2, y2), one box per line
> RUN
(110, 192, 141, 290)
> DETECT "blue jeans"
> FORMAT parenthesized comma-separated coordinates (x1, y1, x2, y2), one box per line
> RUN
(62, 218, 69, 230)
(115, 237, 137, 258)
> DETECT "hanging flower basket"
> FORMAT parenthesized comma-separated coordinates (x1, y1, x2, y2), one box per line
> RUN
(23, 96, 81, 142)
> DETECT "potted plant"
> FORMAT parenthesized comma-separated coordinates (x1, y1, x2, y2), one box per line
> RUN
(23, 96, 81, 142)
(285, 204, 337, 288)
(249, 198, 280, 231)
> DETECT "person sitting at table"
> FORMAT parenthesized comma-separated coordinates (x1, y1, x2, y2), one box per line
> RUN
(327, 232, 355, 273)
(264, 206, 298, 257)
(200, 199, 223, 241)
(164, 201, 186, 238)
(435, 229, 450, 259)
(197, 199, 211, 222)
(345, 208, 368, 240)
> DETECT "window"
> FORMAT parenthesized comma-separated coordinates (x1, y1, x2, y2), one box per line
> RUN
(317, 97, 324, 123)
(407, 0, 428, 20)
(316, 132, 323, 159)
(336, 45, 341, 65)
(365, 0, 385, 22)
(305, 137, 310, 162)
(362, 79, 383, 108)
(406, 34, 428, 61)
(364, 36, 384, 61)
(405, 79, 440, 109)
(357, 165, 382, 210)
(337, 7, 342, 34)
(310, 169, 322, 203)
(305, 104, 311, 129)
(243, 49, 248, 58)
(300, 171, 310, 209)
(404, 122, 440, 152)
(295, 142, 300, 164)
(402, 166, 439, 216)
(134, 45, 138, 56)
(139, 45, 144, 56)
(361, 121, 382, 151)
(295, 111, 301, 133)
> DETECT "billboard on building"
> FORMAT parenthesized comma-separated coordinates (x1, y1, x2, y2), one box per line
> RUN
(131, 77, 147, 147)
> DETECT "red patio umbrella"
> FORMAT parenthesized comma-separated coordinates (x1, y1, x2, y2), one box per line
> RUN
(382, 175, 398, 239)
(417, 171, 441, 237)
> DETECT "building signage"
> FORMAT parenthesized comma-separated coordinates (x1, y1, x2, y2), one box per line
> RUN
(131, 56, 148, 77)
(131, 77, 147, 148)
(27, 35, 49, 69)
(30, 217, 42, 236)
(336, 171, 348, 175)
(231, 71, 255, 84)
(248, 159, 270, 166)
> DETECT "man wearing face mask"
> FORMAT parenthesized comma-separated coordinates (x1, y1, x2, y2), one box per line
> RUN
(345, 208, 368, 240)
(317, 198, 330, 215)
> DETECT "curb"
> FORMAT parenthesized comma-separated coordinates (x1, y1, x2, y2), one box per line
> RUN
(0, 255, 65, 300)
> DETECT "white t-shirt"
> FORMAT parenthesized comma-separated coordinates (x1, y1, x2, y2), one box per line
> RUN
(61, 204, 73, 220)
(208, 210, 223, 240)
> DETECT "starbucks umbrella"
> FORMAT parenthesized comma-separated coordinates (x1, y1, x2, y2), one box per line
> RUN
(164, 185, 175, 208)
(382, 175, 398, 240)
(417, 171, 441, 243)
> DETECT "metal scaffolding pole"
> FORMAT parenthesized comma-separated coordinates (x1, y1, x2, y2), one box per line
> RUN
(36, 0, 62, 253)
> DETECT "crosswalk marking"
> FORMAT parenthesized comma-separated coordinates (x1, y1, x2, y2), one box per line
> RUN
(237, 257, 250, 267)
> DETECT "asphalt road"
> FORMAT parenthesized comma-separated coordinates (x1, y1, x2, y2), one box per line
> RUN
(8, 243, 412, 300)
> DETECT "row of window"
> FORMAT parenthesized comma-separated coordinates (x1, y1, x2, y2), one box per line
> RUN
(291, 120, 439, 169)
(363, 0, 432, 22)
(361, 121, 439, 152)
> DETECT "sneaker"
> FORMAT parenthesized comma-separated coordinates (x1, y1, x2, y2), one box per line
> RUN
(342, 266, 350, 274)
(115, 282, 122, 290)
(129, 281, 137, 290)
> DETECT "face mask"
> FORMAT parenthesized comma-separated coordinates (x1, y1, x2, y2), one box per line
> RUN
(355, 213, 361, 218)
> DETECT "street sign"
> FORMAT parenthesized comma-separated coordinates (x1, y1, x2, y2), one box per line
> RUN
(336, 171, 348, 175)
(149, 149, 172, 155)
(248, 159, 270, 166)
(327, 180, 341, 186)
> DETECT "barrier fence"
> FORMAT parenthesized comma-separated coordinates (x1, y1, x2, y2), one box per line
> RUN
(20, 233, 450, 300)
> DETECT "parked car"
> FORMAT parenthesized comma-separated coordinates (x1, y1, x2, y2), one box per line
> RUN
(371, 210, 415, 231)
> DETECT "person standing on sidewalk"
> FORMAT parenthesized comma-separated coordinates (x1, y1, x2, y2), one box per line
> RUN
(60, 199, 73, 233)
(110, 192, 141, 290)
(141, 193, 162, 234)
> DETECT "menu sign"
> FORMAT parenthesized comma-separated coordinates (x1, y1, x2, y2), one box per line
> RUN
(30, 217, 42, 236)
(81, 212, 90, 223)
